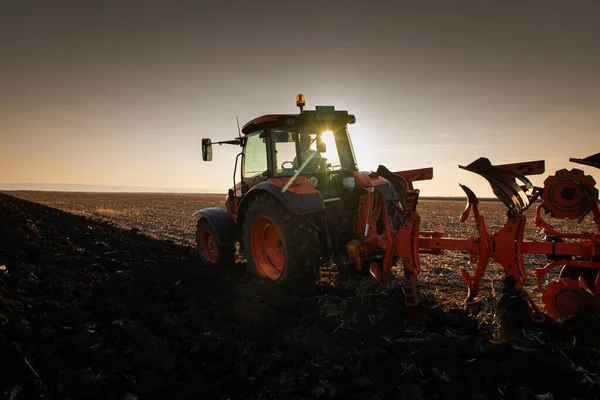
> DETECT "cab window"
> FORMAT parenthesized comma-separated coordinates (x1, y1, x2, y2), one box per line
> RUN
(272, 129, 297, 176)
(243, 131, 268, 178)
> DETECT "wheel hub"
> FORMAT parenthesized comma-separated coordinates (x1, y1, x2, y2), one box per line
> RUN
(199, 228, 218, 263)
(250, 216, 285, 280)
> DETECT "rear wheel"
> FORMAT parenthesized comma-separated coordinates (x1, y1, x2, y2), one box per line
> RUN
(242, 194, 321, 285)
(195, 219, 235, 266)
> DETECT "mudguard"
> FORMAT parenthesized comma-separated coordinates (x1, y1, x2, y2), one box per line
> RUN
(192, 207, 237, 245)
(238, 177, 325, 217)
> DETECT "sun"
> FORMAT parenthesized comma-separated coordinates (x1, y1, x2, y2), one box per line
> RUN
(320, 130, 341, 166)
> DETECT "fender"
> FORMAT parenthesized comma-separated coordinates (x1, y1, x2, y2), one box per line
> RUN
(238, 176, 325, 219)
(192, 207, 237, 245)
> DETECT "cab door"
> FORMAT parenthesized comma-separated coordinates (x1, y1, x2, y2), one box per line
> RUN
(226, 130, 269, 222)
(242, 130, 270, 190)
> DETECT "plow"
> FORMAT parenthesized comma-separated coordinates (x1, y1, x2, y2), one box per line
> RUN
(379, 153, 600, 321)
(195, 94, 600, 322)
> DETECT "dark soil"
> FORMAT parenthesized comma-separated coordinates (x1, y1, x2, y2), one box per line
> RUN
(1, 193, 599, 400)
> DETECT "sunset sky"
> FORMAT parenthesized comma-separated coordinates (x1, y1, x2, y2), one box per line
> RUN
(1, 1, 599, 196)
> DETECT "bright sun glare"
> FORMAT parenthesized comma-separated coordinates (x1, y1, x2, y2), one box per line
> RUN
(321, 130, 340, 166)
(340, 125, 371, 170)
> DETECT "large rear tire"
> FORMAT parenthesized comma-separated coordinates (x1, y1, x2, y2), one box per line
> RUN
(242, 194, 321, 285)
(195, 219, 236, 266)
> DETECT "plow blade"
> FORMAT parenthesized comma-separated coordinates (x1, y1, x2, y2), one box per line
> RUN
(570, 152, 600, 170)
(376, 165, 409, 208)
(458, 184, 479, 222)
(495, 160, 545, 176)
(393, 167, 433, 190)
(376, 166, 433, 209)
(459, 157, 541, 215)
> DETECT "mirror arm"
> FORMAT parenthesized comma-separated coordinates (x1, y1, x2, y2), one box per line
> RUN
(215, 139, 243, 146)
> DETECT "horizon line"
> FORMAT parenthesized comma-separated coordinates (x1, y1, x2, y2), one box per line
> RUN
(1, 188, 503, 201)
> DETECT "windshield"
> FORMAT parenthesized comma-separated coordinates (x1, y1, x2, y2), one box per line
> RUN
(272, 125, 357, 176)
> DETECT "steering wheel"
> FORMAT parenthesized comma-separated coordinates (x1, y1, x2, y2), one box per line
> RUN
(281, 161, 295, 170)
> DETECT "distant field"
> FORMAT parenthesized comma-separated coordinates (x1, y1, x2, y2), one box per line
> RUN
(3, 191, 225, 246)
(5, 190, 593, 244)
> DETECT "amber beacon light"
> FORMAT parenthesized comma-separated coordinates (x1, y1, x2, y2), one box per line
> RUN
(296, 94, 305, 111)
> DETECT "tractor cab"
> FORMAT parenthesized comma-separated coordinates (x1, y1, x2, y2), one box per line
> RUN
(242, 110, 358, 190)
(202, 95, 359, 198)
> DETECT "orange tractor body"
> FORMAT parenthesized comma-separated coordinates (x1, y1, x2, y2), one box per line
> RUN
(195, 95, 600, 321)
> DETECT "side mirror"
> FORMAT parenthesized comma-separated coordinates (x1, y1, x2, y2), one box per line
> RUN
(202, 138, 213, 161)
(317, 138, 326, 153)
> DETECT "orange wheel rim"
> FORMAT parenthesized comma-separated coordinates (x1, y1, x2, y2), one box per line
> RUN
(250, 216, 285, 280)
(199, 228, 218, 263)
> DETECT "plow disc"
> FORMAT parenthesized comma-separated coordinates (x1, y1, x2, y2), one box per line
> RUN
(543, 278, 591, 320)
(541, 169, 598, 220)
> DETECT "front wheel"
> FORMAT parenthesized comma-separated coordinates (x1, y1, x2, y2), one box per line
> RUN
(195, 219, 236, 266)
(242, 194, 321, 285)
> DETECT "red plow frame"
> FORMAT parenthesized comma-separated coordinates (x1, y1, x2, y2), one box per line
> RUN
(353, 152, 600, 321)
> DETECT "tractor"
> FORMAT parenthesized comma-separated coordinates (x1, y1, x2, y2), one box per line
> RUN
(194, 94, 428, 295)
(195, 94, 600, 320)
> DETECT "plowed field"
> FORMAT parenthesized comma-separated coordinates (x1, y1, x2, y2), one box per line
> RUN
(1, 191, 599, 399)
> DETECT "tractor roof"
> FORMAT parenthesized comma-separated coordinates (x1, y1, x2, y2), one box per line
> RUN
(241, 108, 355, 134)
(241, 114, 296, 134)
